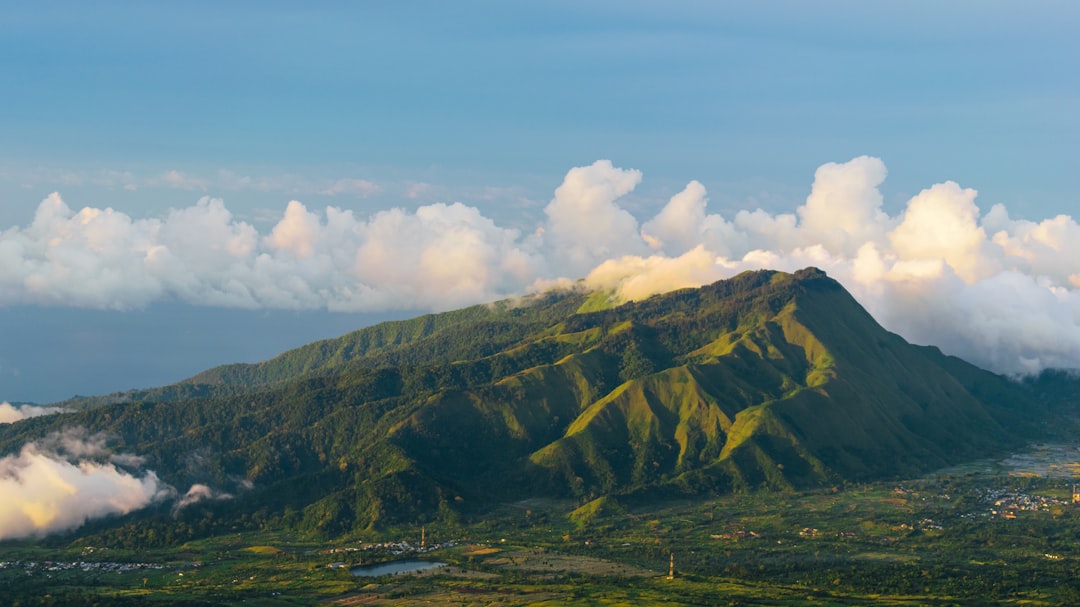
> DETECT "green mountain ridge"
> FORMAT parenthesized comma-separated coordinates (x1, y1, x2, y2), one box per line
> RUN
(0, 268, 1068, 539)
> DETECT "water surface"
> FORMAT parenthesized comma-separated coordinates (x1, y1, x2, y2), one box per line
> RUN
(350, 559, 447, 577)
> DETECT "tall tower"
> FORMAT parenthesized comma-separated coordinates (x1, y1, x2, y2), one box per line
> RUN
(667, 552, 674, 580)
(421, 526, 426, 549)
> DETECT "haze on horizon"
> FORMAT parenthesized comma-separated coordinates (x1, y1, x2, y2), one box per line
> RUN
(1, 1, 1077, 403)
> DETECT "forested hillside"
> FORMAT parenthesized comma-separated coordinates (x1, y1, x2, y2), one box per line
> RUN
(0, 268, 1056, 541)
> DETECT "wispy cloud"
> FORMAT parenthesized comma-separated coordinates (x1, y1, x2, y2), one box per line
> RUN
(149, 170, 209, 191)
(319, 178, 380, 197)
(172, 483, 234, 515)
(3, 167, 383, 198)
(1, 158, 1078, 375)
(404, 181, 434, 200)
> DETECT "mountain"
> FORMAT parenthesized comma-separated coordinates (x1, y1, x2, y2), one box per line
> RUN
(0, 268, 1055, 537)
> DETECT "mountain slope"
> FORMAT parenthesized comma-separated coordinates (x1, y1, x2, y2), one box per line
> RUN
(527, 270, 1011, 497)
(0, 268, 1051, 537)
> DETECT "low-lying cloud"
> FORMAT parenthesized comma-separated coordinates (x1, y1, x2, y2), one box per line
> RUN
(0, 402, 67, 424)
(173, 483, 233, 514)
(1, 157, 1078, 376)
(0, 429, 171, 540)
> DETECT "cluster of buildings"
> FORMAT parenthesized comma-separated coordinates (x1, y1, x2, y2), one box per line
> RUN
(0, 560, 166, 576)
(972, 487, 1070, 519)
(324, 531, 459, 568)
(710, 529, 762, 541)
(324, 537, 457, 558)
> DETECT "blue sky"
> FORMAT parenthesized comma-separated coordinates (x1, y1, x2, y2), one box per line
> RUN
(3, 1, 1076, 220)
(2, 2, 1078, 402)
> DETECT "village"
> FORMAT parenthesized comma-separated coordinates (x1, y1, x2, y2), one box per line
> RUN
(0, 559, 167, 576)
(324, 528, 458, 569)
(975, 486, 1076, 519)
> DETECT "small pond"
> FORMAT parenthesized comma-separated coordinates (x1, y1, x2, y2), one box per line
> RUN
(350, 559, 448, 577)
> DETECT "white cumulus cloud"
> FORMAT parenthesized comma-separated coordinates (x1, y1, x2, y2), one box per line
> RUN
(542, 159, 647, 277)
(582, 157, 1080, 376)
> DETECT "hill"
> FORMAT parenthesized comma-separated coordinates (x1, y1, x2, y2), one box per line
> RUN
(0, 268, 1057, 538)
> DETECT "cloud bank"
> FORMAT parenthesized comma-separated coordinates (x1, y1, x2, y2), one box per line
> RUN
(0, 429, 171, 540)
(2, 157, 1079, 376)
